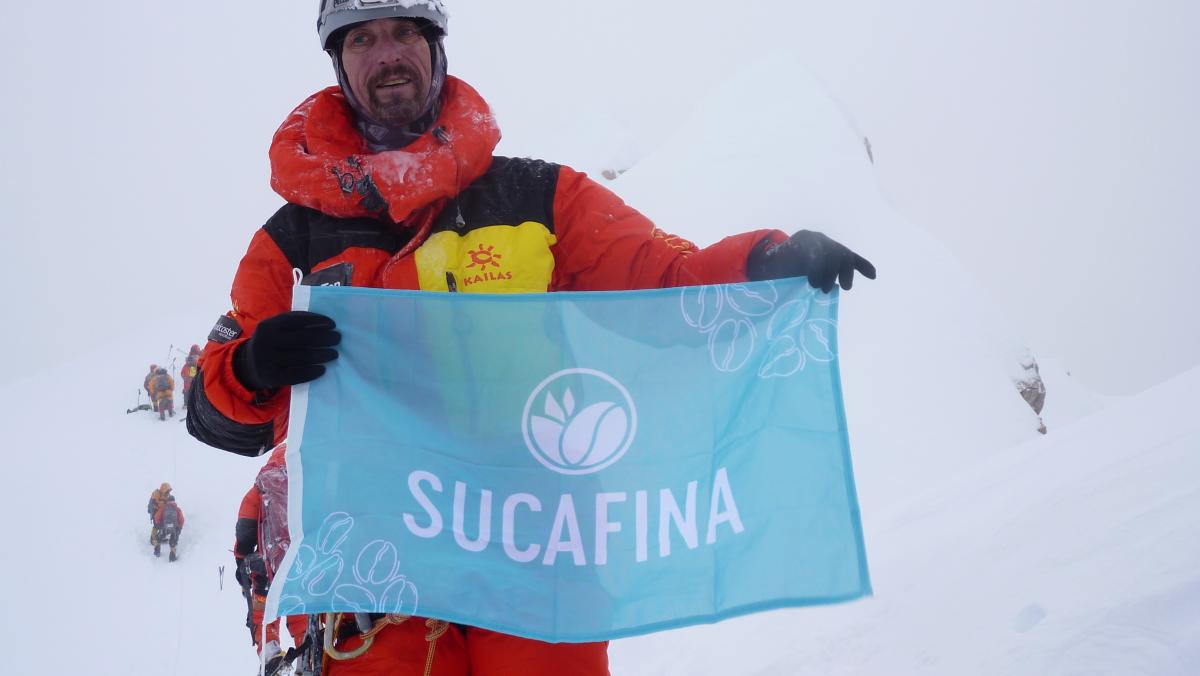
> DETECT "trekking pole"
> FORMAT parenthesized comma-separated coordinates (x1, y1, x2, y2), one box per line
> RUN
(219, 565, 224, 591)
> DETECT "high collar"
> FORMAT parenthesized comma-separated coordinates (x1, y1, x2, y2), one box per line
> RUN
(269, 77, 502, 226)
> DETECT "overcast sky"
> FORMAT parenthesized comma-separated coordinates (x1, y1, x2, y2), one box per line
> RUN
(2, 0, 1196, 394)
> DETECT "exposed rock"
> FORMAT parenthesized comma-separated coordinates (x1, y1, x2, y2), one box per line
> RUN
(1014, 352, 1048, 434)
(1018, 372, 1046, 414)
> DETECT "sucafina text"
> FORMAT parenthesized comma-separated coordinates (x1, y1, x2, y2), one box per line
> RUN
(402, 468, 745, 566)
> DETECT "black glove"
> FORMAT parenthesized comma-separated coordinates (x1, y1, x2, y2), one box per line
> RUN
(746, 230, 876, 293)
(233, 311, 340, 391)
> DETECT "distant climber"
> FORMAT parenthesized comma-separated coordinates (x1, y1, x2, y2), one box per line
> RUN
(147, 482, 172, 546)
(143, 365, 159, 412)
(234, 483, 307, 673)
(151, 367, 176, 420)
(181, 345, 202, 409)
(147, 482, 172, 517)
(152, 494, 185, 562)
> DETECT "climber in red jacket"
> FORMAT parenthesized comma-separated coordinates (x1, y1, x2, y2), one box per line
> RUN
(187, 2, 874, 673)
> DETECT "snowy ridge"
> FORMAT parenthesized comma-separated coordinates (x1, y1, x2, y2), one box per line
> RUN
(612, 365, 1200, 675)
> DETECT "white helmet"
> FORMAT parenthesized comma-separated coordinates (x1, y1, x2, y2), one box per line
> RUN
(318, 0, 449, 51)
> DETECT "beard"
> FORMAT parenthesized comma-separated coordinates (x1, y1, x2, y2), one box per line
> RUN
(365, 65, 428, 127)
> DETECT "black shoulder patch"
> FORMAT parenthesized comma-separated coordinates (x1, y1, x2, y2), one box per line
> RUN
(301, 262, 354, 287)
(208, 315, 243, 344)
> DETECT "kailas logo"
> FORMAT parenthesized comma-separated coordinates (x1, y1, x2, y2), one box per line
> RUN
(466, 244, 502, 269)
(462, 243, 513, 286)
(522, 369, 637, 475)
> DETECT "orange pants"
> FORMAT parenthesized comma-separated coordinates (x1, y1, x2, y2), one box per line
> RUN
(250, 595, 308, 652)
(325, 617, 608, 676)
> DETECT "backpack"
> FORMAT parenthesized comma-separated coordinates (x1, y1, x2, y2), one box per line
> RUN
(256, 462, 290, 580)
(162, 504, 180, 528)
(155, 373, 171, 393)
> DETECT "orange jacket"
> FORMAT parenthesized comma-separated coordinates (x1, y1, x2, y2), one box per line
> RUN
(153, 374, 175, 402)
(147, 490, 164, 516)
(188, 77, 785, 455)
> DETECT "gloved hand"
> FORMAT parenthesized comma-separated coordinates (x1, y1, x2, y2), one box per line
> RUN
(233, 311, 341, 391)
(746, 230, 876, 293)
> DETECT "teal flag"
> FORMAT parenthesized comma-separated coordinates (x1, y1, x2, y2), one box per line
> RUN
(266, 279, 870, 642)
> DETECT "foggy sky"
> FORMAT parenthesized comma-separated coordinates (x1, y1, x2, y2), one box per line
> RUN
(1, 0, 1196, 395)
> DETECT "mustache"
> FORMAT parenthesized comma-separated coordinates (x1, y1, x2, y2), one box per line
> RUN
(368, 65, 421, 89)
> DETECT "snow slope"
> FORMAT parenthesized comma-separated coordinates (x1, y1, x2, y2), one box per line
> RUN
(0, 311, 260, 675)
(604, 56, 1199, 674)
(611, 364, 1200, 675)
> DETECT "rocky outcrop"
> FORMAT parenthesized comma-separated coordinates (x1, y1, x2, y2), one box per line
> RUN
(1014, 353, 1048, 434)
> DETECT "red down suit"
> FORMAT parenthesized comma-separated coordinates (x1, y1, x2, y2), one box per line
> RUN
(186, 77, 785, 675)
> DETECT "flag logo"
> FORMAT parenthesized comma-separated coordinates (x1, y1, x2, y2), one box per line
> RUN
(522, 369, 638, 475)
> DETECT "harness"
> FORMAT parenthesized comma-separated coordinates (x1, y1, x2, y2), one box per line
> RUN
(308, 613, 450, 676)
(255, 450, 451, 673)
